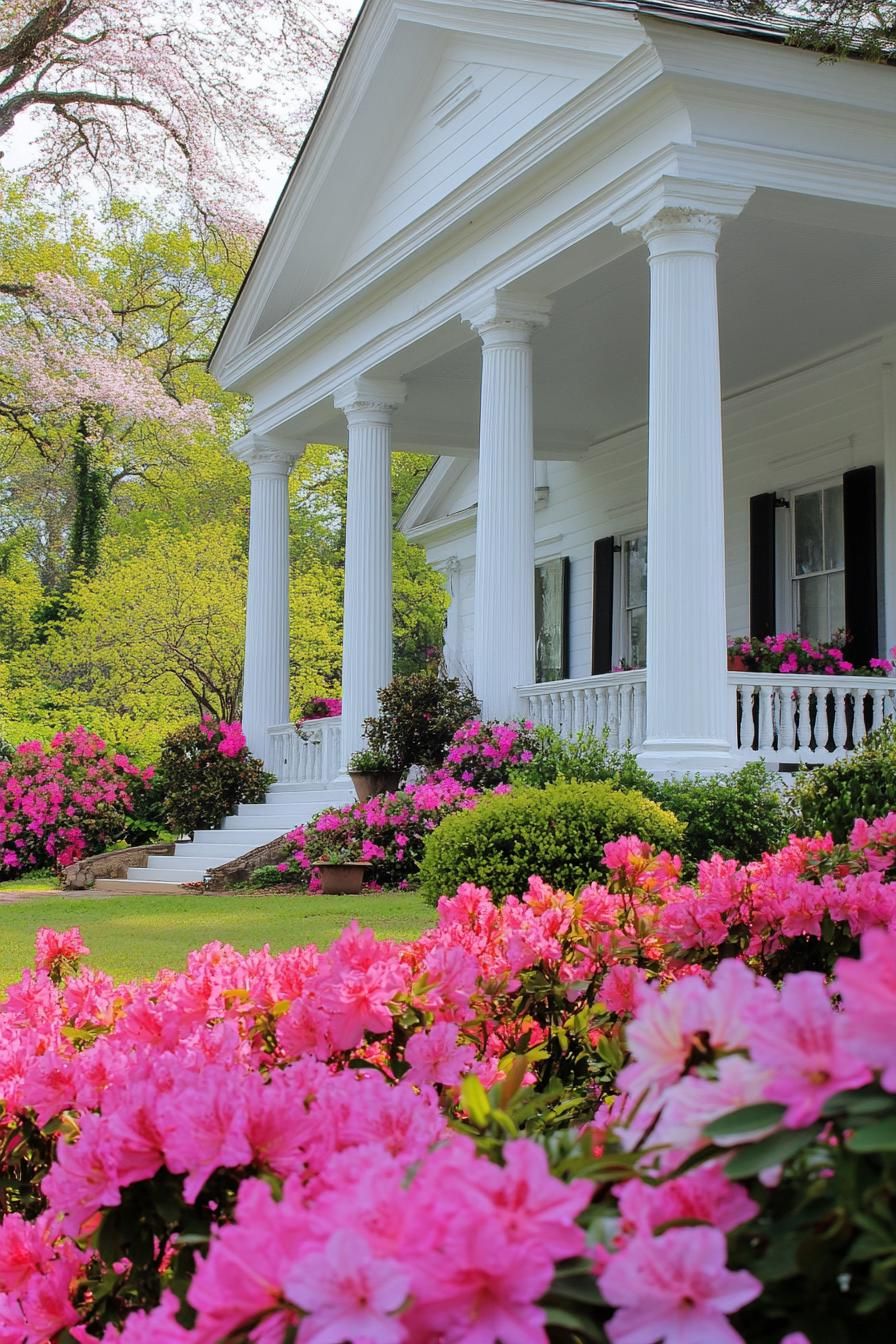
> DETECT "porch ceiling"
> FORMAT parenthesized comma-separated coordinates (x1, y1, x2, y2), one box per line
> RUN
(298, 189, 896, 456)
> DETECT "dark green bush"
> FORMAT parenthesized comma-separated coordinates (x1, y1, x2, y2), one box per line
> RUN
(417, 780, 683, 905)
(157, 718, 273, 838)
(654, 762, 796, 867)
(792, 719, 896, 842)
(511, 726, 658, 794)
(362, 670, 480, 774)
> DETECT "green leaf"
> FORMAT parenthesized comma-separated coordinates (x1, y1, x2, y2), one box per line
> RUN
(544, 1304, 606, 1339)
(846, 1117, 896, 1153)
(822, 1085, 893, 1119)
(460, 1074, 491, 1128)
(704, 1102, 786, 1140)
(725, 1125, 817, 1179)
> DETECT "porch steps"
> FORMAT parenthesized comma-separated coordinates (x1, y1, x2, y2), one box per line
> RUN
(96, 782, 354, 892)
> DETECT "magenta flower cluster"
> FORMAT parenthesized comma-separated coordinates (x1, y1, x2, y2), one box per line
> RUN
(282, 775, 479, 889)
(197, 715, 246, 759)
(0, 728, 153, 876)
(729, 632, 896, 677)
(430, 718, 537, 791)
(296, 696, 342, 723)
(2, 815, 896, 1338)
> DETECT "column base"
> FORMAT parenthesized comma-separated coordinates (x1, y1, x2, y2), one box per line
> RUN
(636, 738, 737, 780)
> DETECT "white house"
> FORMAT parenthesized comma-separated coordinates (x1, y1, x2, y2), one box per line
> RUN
(206, 0, 896, 798)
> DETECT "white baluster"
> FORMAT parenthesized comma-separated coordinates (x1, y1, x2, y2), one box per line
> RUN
(758, 685, 775, 753)
(619, 683, 632, 746)
(777, 683, 795, 756)
(794, 685, 811, 758)
(632, 682, 646, 748)
(833, 688, 848, 754)
(872, 688, 885, 732)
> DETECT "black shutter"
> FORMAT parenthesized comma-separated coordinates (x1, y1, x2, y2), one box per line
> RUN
(591, 536, 615, 674)
(843, 465, 878, 667)
(749, 493, 777, 638)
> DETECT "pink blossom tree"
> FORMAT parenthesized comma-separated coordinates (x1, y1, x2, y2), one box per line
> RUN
(0, 0, 351, 234)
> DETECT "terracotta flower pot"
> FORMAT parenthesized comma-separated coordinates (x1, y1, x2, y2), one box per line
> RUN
(348, 769, 403, 803)
(315, 861, 371, 895)
(727, 654, 748, 672)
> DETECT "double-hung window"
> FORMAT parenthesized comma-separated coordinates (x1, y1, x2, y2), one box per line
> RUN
(791, 483, 845, 644)
(620, 531, 647, 668)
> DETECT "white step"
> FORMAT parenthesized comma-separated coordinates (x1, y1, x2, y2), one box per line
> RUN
(115, 780, 349, 890)
(127, 866, 209, 885)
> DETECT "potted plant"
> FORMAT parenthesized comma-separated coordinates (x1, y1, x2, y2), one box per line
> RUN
(314, 844, 371, 895)
(346, 748, 403, 803)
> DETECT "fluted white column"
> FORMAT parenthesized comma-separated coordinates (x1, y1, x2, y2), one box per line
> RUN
(616, 185, 752, 775)
(334, 377, 406, 769)
(464, 292, 550, 720)
(233, 435, 299, 762)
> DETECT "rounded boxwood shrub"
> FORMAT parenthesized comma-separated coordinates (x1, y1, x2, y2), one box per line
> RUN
(792, 718, 896, 842)
(654, 761, 796, 867)
(417, 780, 684, 905)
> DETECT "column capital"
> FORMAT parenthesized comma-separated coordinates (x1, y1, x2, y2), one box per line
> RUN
(613, 178, 754, 252)
(463, 289, 551, 346)
(334, 376, 406, 424)
(231, 432, 301, 476)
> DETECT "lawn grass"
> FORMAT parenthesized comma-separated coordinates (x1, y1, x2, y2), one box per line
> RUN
(0, 890, 434, 985)
(0, 873, 60, 892)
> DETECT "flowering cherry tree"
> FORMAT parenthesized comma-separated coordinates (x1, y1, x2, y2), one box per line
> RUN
(0, 0, 351, 233)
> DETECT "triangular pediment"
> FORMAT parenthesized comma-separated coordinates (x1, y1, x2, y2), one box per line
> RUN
(213, 0, 647, 370)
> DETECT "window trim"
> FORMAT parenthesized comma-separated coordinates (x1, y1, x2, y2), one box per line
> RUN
(614, 526, 648, 669)
(787, 477, 845, 642)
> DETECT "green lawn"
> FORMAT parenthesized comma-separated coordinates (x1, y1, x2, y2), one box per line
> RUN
(0, 874, 60, 892)
(0, 891, 434, 985)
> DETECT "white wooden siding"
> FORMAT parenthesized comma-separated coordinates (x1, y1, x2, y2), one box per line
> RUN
(418, 337, 889, 682)
(343, 51, 582, 269)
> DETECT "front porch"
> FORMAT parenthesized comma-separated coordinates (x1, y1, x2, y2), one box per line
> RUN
(264, 669, 896, 784)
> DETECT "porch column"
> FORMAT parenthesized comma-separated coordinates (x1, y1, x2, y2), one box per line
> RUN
(234, 434, 299, 762)
(334, 377, 406, 770)
(617, 184, 752, 775)
(464, 291, 551, 720)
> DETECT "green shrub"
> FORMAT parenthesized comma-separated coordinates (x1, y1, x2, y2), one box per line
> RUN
(511, 726, 658, 795)
(792, 718, 896, 842)
(157, 717, 273, 838)
(417, 780, 683, 905)
(654, 762, 796, 867)
(362, 670, 480, 773)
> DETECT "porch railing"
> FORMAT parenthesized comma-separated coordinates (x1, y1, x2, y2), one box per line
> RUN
(266, 717, 343, 784)
(518, 671, 647, 749)
(519, 669, 896, 767)
(729, 673, 896, 765)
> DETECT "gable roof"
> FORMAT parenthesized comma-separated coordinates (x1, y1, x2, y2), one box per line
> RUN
(209, 0, 804, 372)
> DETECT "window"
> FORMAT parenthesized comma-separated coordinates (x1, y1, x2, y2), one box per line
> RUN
(535, 557, 569, 682)
(621, 531, 647, 667)
(791, 483, 845, 643)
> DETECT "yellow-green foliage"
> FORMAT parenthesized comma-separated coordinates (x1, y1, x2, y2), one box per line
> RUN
(418, 780, 684, 905)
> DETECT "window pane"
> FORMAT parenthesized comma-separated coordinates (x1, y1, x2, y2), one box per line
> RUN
(824, 485, 844, 572)
(794, 492, 823, 576)
(625, 534, 647, 607)
(797, 574, 827, 643)
(829, 570, 845, 641)
(629, 606, 647, 667)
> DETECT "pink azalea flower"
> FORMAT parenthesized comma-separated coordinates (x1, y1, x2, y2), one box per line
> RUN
(599, 1225, 761, 1344)
(284, 1229, 409, 1344)
(836, 928, 896, 1090)
(749, 973, 871, 1125)
(404, 1023, 475, 1087)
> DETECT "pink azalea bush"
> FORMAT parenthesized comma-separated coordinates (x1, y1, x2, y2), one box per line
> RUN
(429, 718, 538, 790)
(0, 728, 153, 877)
(295, 696, 342, 724)
(3, 820, 896, 1339)
(156, 716, 272, 838)
(268, 775, 481, 890)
